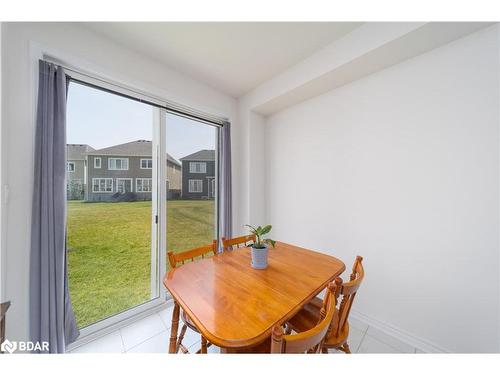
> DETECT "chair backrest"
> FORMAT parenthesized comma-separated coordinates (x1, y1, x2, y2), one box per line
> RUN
(221, 234, 256, 251)
(331, 256, 364, 338)
(271, 280, 341, 353)
(167, 240, 218, 269)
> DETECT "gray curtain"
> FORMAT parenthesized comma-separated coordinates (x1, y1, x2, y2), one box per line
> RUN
(30, 60, 79, 353)
(219, 121, 232, 243)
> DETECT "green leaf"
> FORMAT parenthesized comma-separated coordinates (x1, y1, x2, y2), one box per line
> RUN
(260, 225, 272, 235)
(244, 224, 257, 234)
(264, 239, 276, 248)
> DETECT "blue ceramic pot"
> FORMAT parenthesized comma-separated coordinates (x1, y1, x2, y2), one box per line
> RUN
(251, 244, 269, 269)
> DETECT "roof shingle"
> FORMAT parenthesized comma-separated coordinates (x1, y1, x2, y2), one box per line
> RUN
(67, 144, 95, 160)
(180, 149, 215, 161)
(85, 140, 180, 166)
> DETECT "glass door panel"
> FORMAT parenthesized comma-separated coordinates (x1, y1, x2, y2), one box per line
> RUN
(165, 113, 218, 268)
(66, 81, 160, 329)
(116, 178, 133, 194)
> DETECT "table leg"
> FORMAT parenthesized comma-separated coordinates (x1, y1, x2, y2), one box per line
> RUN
(168, 301, 180, 353)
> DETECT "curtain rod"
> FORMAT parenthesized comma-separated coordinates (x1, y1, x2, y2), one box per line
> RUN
(42, 58, 226, 128)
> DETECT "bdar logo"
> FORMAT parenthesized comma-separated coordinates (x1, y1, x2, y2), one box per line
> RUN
(1, 339, 17, 353)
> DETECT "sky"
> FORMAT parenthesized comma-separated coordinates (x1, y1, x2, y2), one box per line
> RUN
(66, 81, 217, 161)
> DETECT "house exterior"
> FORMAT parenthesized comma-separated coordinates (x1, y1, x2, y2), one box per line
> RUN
(66, 144, 95, 200)
(84, 140, 181, 202)
(180, 149, 216, 199)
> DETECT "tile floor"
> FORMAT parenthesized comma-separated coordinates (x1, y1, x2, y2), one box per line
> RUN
(69, 304, 422, 354)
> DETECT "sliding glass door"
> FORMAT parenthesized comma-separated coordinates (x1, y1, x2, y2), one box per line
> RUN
(65, 72, 221, 338)
(66, 80, 163, 331)
(165, 113, 218, 266)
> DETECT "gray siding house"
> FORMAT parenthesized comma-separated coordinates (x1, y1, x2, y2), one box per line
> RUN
(180, 150, 216, 199)
(85, 140, 181, 202)
(66, 144, 95, 200)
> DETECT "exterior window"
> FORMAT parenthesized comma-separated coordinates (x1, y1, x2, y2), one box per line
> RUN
(116, 178, 133, 193)
(189, 162, 206, 173)
(188, 179, 203, 193)
(94, 157, 101, 169)
(140, 159, 153, 169)
(67, 162, 75, 172)
(109, 158, 129, 170)
(136, 178, 153, 192)
(92, 178, 113, 193)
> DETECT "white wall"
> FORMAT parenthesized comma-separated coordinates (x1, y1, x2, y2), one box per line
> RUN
(265, 26, 499, 352)
(235, 22, 493, 237)
(0, 22, 237, 342)
(232, 105, 267, 232)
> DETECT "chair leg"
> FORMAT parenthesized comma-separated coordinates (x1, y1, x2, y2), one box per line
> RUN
(168, 302, 180, 353)
(201, 336, 208, 354)
(176, 324, 188, 353)
(195, 340, 213, 354)
(342, 343, 351, 354)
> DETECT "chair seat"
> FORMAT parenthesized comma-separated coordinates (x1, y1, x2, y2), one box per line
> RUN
(181, 309, 200, 333)
(287, 297, 349, 348)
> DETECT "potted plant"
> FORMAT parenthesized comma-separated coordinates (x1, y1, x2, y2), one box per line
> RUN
(245, 224, 276, 269)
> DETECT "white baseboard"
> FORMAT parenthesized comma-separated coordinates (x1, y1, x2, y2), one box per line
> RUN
(350, 309, 451, 353)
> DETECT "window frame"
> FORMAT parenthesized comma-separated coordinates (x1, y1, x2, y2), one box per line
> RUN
(67, 162, 75, 172)
(108, 157, 129, 171)
(94, 157, 101, 169)
(140, 158, 153, 169)
(136, 178, 153, 193)
(116, 178, 133, 194)
(92, 178, 114, 193)
(188, 179, 203, 193)
(189, 162, 207, 173)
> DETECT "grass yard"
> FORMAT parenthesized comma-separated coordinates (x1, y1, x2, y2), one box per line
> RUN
(67, 199, 214, 328)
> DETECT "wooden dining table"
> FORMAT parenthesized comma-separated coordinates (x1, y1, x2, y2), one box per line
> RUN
(163, 241, 345, 353)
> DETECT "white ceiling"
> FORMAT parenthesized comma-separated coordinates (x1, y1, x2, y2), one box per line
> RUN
(82, 22, 363, 97)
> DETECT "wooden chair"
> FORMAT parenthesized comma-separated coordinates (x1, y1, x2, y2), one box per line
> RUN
(168, 240, 217, 354)
(271, 280, 340, 353)
(286, 256, 364, 353)
(224, 280, 340, 354)
(221, 234, 256, 252)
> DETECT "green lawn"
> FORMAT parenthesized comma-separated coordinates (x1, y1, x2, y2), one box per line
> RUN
(67, 200, 215, 328)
